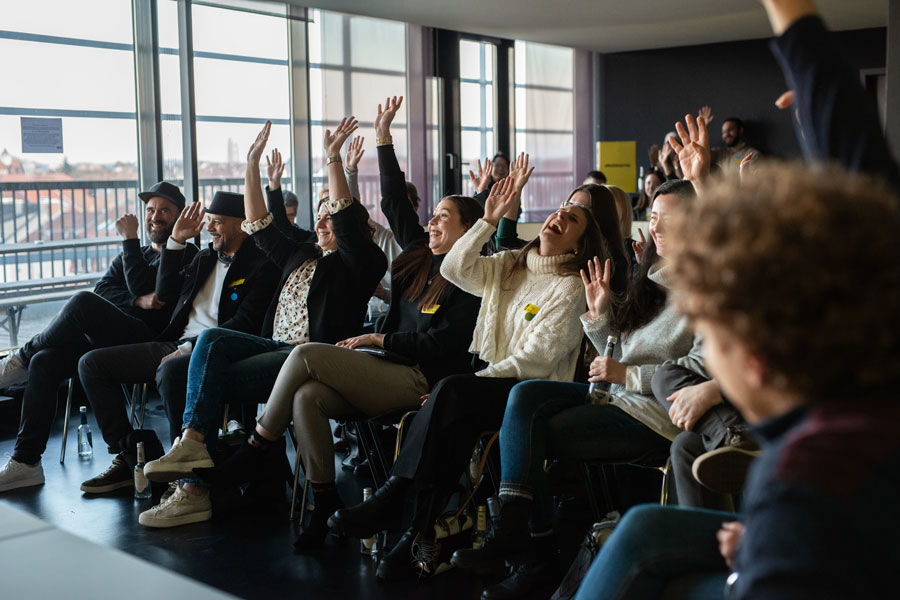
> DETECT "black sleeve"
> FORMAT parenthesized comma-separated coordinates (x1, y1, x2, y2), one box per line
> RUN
(266, 186, 316, 243)
(155, 245, 191, 304)
(331, 200, 388, 283)
(382, 289, 479, 360)
(120, 239, 157, 296)
(93, 252, 135, 308)
(217, 262, 281, 335)
(473, 189, 489, 208)
(378, 144, 427, 249)
(771, 16, 900, 190)
(251, 218, 314, 270)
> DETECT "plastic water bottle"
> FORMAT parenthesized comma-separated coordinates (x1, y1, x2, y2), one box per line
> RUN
(77, 406, 93, 460)
(134, 442, 151, 499)
(587, 336, 618, 404)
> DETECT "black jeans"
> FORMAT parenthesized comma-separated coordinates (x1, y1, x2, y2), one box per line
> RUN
(78, 341, 178, 453)
(650, 364, 744, 509)
(12, 292, 156, 465)
(391, 374, 519, 532)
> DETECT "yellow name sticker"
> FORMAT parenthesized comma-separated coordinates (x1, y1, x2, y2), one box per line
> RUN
(228, 279, 246, 288)
(421, 304, 440, 314)
(523, 303, 540, 321)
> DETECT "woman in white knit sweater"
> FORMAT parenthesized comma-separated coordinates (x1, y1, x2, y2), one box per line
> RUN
(330, 176, 609, 580)
(449, 179, 705, 597)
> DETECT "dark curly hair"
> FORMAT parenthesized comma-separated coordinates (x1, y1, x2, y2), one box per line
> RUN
(668, 163, 900, 398)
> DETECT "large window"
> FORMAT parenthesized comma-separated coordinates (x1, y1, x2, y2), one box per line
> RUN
(460, 39, 496, 197)
(308, 10, 408, 226)
(514, 41, 575, 221)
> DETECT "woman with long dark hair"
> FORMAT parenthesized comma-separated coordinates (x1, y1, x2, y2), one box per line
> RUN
(450, 179, 705, 598)
(195, 97, 485, 551)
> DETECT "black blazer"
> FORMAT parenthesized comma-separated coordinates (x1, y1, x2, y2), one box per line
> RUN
(254, 188, 387, 344)
(376, 144, 481, 386)
(154, 239, 280, 342)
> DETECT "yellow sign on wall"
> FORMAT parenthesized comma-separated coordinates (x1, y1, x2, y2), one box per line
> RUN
(597, 141, 637, 194)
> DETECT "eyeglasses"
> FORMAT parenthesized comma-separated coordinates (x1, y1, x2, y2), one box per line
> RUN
(563, 198, 591, 209)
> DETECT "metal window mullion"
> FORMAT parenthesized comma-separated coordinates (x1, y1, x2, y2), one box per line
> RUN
(288, 8, 312, 230)
(132, 0, 164, 192)
(177, 0, 199, 205)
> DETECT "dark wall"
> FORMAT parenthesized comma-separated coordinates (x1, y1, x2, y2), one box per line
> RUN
(600, 27, 886, 163)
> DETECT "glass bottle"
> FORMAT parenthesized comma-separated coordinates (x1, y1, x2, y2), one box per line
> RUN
(360, 488, 381, 555)
(134, 442, 151, 499)
(587, 336, 618, 404)
(472, 504, 488, 548)
(77, 406, 93, 460)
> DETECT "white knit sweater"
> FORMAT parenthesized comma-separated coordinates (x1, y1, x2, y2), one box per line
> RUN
(441, 219, 585, 381)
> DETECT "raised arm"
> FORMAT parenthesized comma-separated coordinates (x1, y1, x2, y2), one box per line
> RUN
(264, 148, 312, 241)
(375, 96, 426, 250)
(763, 0, 900, 189)
(156, 202, 205, 304)
(115, 214, 157, 297)
(344, 135, 364, 201)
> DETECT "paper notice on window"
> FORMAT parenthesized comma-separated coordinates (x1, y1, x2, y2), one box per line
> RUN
(21, 117, 64, 153)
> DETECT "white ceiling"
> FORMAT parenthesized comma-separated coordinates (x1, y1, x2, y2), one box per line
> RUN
(279, 0, 887, 53)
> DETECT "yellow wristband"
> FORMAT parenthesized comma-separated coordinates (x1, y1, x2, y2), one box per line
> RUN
(376, 136, 393, 145)
(326, 155, 342, 165)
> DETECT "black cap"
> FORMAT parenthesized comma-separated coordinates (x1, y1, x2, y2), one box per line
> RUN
(207, 191, 245, 219)
(138, 181, 186, 212)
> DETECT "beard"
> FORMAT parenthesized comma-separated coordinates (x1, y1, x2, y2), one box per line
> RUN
(147, 221, 174, 244)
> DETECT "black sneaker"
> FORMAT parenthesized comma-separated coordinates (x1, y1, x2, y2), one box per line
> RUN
(80, 455, 133, 494)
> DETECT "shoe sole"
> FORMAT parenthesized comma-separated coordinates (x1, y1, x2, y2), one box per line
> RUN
(692, 447, 759, 494)
(0, 474, 44, 492)
(80, 479, 134, 494)
(138, 509, 212, 528)
(144, 459, 214, 482)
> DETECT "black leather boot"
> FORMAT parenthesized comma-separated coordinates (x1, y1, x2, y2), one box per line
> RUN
(294, 484, 344, 553)
(375, 527, 420, 581)
(328, 475, 411, 538)
(451, 500, 533, 569)
(481, 560, 559, 600)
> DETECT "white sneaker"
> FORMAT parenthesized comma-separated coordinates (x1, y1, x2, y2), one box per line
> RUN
(0, 455, 44, 492)
(0, 353, 27, 388)
(144, 435, 213, 482)
(138, 483, 211, 528)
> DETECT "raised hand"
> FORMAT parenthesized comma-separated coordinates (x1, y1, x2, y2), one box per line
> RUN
(172, 201, 206, 244)
(648, 143, 660, 168)
(659, 139, 676, 175)
(468, 158, 494, 194)
(509, 152, 534, 192)
(580, 256, 612, 319)
(739, 151, 755, 180)
(345, 135, 365, 170)
(115, 214, 139, 240)
(775, 90, 796, 109)
(247, 120, 271, 164)
(266, 148, 285, 190)
(374, 95, 403, 138)
(632, 228, 646, 263)
(324, 116, 359, 158)
(670, 114, 711, 183)
(482, 177, 517, 227)
(698, 105, 715, 125)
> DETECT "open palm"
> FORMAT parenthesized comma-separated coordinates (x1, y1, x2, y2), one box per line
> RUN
(670, 114, 710, 182)
(581, 257, 612, 319)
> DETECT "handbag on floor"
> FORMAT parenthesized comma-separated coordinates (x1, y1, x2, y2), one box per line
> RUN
(550, 515, 620, 600)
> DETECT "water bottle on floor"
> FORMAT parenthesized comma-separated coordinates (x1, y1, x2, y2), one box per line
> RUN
(134, 442, 151, 500)
(77, 406, 93, 460)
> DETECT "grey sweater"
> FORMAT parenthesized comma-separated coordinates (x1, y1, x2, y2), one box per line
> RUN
(582, 262, 706, 440)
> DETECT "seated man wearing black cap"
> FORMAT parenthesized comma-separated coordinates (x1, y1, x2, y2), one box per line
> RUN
(0, 181, 195, 494)
(77, 192, 279, 495)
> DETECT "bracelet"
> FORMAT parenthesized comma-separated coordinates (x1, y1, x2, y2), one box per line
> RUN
(376, 136, 393, 145)
(326, 155, 342, 165)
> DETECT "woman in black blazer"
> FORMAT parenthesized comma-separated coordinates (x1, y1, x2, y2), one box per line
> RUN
(197, 98, 484, 551)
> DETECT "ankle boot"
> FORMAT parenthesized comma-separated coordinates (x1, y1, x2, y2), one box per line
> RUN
(481, 560, 559, 600)
(375, 527, 420, 581)
(328, 476, 410, 538)
(294, 484, 344, 553)
(451, 500, 533, 570)
(193, 437, 264, 486)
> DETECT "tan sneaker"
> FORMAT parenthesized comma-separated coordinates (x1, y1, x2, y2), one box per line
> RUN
(138, 483, 211, 528)
(144, 436, 213, 482)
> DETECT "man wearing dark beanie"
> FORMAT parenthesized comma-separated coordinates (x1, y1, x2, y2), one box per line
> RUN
(77, 192, 279, 496)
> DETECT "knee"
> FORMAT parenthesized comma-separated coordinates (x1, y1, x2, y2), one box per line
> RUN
(504, 380, 546, 420)
(669, 432, 703, 466)
(618, 503, 675, 537)
(77, 350, 101, 383)
(69, 290, 101, 311)
(292, 384, 326, 421)
(195, 327, 229, 350)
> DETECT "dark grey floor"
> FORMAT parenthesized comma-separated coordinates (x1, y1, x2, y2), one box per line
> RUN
(0, 395, 498, 600)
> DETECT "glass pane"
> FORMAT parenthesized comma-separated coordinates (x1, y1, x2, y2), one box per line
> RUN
(3, 0, 134, 43)
(460, 40, 481, 80)
(516, 41, 573, 89)
(192, 3, 287, 60)
(193, 58, 288, 119)
(460, 82, 482, 128)
(349, 15, 406, 71)
(521, 89, 574, 131)
(157, 0, 183, 181)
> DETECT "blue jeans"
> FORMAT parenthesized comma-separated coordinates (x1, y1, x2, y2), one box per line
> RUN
(573, 504, 732, 600)
(500, 380, 671, 530)
(182, 328, 291, 451)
